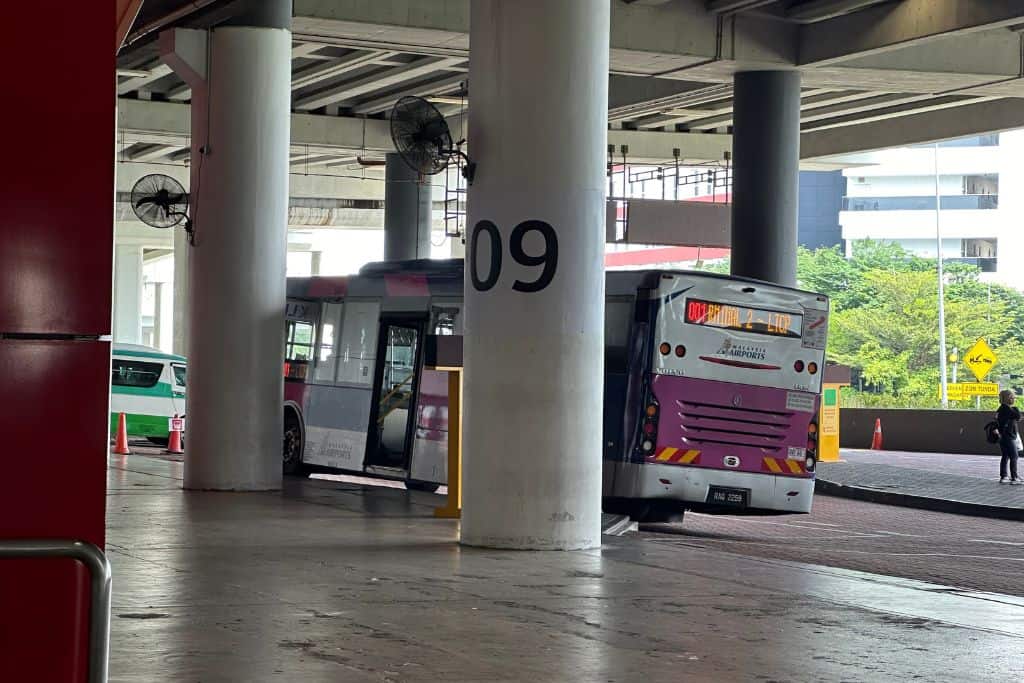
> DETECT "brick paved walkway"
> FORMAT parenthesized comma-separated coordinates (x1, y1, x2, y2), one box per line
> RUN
(817, 449, 1024, 517)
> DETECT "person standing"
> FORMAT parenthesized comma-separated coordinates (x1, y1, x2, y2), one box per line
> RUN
(996, 389, 1022, 484)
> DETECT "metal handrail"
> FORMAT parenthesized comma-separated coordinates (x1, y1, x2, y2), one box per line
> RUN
(0, 539, 112, 683)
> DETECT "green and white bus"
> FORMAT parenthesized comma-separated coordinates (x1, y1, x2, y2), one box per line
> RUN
(109, 343, 187, 445)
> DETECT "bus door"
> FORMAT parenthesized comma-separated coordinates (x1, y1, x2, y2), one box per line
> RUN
(170, 361, 187, 419)
(366, 317, 424, 472)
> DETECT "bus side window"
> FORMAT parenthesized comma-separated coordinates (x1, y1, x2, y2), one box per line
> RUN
(314, 303, 343, 382)
(430, 302, 462, 335)
(171, 364, 186, 387)
(285, 320, 315, 362)
(111, 359, 163, 388)
(337, 301, 380, 385)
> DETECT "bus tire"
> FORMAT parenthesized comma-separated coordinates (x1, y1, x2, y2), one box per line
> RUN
(283, 407, 307, 476)
(147, 437, 169, 447)
(405, 481, 441, 493)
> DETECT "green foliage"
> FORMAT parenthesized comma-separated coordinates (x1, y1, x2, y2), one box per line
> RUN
(798, 239, 1024, 409)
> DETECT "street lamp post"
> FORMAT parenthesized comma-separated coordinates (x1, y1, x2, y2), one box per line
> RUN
(935, 143, 949, 409)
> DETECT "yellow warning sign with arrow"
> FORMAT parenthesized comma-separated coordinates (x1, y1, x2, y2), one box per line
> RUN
(964, 338, 997, 382)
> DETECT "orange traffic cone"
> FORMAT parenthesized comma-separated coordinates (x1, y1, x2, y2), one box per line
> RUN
(870, 418, 883, 450)
(113, 412, 131, 455)
(166, 414, 184, 454)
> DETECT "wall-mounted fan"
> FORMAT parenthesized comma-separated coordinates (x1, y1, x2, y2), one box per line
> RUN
(390, 95, 475, 183)
(130, 174, 193, 241)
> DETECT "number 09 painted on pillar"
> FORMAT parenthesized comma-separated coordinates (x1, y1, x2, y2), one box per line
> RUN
(469, 219, 559, 293)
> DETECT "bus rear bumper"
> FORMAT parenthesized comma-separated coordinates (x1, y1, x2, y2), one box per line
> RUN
(605, 461, 815, 514)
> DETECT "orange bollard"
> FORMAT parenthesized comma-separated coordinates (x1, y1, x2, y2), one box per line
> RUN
(870, 418, 883, 450)
(166, 414, 184, 454)
(113, 412, 131, 455)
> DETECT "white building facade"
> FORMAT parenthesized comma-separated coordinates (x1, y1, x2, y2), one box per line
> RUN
(839, 131, 1024, 290)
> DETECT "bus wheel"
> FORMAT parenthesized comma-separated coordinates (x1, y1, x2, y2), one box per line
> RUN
(147, 437, 169, 447)
(283, 409, 306, 476)
(406, 481, 441, 493)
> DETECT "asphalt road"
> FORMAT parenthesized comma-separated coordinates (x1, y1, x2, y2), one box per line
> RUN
(642, 494, 1024, 597)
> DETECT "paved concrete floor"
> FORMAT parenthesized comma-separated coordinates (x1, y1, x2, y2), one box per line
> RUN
(819, 449, 1024, 515)
(644, 495, 1024, 597)
(107, 454, 1024, 682)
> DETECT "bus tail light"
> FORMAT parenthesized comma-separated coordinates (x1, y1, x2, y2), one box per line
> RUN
(639, 397, 660, 455)
(659, 342, 671, 356)
(808, 362, 818, 375)
(675, 345, 686, 358)
(793, 360, 804, 373)
(805, 416, 819, 471)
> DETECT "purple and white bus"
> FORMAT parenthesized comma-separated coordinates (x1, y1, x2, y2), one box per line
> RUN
(602, 270, 829, 521)
(281, 260, 829, 521)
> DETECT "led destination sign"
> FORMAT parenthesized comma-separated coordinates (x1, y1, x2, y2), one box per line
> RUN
(685, 298, 801, 339)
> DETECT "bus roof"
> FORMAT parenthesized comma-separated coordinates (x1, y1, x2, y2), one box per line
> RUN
(286, 259, 827, 303)
(112, 343, 187, 363)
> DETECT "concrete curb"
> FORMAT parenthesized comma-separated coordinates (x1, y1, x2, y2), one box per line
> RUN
(815, 478, 1024, 522)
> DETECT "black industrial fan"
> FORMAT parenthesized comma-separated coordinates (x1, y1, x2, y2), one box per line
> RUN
(390, 95, 475, 183)
(130, 174, 191, 235)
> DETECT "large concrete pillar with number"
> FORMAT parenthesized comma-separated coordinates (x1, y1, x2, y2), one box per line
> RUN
(461, 0, 610, 550)
(384, 153, 431, 260)
(730, 70, 802, 287)
(161, 0, 291, 490)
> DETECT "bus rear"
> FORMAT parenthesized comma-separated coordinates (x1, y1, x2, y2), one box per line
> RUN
(616, 272, 829, 516)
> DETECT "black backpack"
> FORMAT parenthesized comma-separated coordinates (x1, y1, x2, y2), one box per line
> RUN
(985, 420, 1000, 444)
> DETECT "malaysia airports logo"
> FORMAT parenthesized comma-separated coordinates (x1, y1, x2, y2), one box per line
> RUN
(716, 339, 767, 361)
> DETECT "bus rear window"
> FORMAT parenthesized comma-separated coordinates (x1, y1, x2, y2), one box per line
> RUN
(172, 365, 186, 387)
(112, 359, 163, 388)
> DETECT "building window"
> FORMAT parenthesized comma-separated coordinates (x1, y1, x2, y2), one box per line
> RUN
(843, 195, 998, 211)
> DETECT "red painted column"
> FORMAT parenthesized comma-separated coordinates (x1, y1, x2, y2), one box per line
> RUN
(0, 4, 114, 682)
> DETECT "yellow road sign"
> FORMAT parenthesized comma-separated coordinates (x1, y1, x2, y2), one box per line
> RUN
(941, 382, 999, 400)
(964, 338, 997, 382)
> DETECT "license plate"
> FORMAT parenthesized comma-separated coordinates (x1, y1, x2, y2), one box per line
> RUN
(707, 486, 749, 508)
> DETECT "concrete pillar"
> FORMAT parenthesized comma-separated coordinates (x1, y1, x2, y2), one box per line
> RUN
(730, 70, 801, 287)
(161, 1, 291, 491)
(172, 227, 189, 356)
(384, 153, 431, 260)
(113, 244, 143, 344)
(153, 282, 164, 350)
(461, 0, 610, 550)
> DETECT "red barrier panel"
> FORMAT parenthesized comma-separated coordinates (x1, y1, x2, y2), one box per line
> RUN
(0, 4, 113, 681)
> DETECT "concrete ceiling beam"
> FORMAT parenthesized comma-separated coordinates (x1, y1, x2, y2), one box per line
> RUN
(123, 143, 185, 162)
(799, 0, 1024, 65)
(786, 0, 892, 24)
(293, 55, 464, 111)
(802, 97, 1024, 158)
(350, 73, 465, 115)
(291, 49, 392, 91)
(117, 62, 172, 94)
(802, 95, 998, 132)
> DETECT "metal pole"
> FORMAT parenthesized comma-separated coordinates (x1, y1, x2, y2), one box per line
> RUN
(935, 143, 949, 409)
(0, 540, 112, 683)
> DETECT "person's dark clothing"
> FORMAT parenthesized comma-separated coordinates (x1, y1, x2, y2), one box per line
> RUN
(1000, 439, 1019, 480)
(997, 404, 1021, 480)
